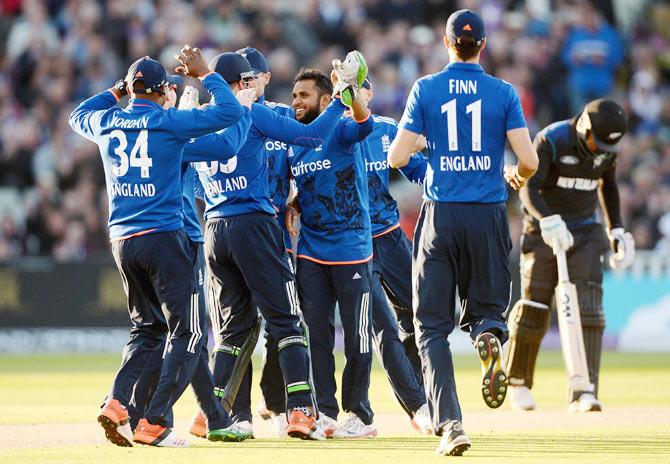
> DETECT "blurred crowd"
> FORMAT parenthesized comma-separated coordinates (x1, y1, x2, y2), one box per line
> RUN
(0, 0, 669, 261)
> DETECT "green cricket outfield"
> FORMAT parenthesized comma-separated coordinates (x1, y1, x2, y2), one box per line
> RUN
(1, 351, 668, 463)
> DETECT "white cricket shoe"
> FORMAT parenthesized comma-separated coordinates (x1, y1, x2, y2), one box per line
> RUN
(509, 385, 537, 411)
(271, 413, 289, 437)
(231, 420, 254, 438)
(332, 413, 377, 439)
(568, 392, 602, 413)
(317, 412, 338, 438)
(436, 420, 470, 456)
(412, 403, 433, 435)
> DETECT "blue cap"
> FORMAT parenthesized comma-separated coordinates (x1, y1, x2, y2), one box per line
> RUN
(208, 52, 256, 84)
(236, 46, 269, 74)
(446, 9, 485, 44)
(126, 56, 178, 94)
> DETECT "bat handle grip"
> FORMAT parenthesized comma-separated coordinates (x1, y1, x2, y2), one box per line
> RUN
(555, 248, 570, 283)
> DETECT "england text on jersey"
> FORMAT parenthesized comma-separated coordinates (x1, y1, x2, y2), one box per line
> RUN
(440, 155, 491, 172)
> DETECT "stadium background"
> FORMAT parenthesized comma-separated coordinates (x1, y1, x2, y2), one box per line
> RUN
(0, 0, 668, 353)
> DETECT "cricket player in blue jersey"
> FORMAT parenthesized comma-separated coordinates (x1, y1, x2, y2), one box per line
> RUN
(69, 46, 250, 447)
(388, 10, 538, 456)
(183, 52, 351, 440)
(355, 78, 433, 434)
(127, 85, 255, 442)
(235, 47, 296, 438)
(283, 63, 378, 439)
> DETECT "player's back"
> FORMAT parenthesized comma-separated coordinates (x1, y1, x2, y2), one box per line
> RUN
(401, 62, 526, 204)
(96, 101, 189, 239)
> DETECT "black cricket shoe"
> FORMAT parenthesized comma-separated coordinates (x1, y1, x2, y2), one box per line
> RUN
(476, 332, 508, 409)
(436, 420, 471, 456)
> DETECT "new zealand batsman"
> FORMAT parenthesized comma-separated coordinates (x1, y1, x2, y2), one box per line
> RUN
(506, 99, 635, 412)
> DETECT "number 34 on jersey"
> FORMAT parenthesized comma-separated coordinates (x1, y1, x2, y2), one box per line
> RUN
(108, 129, 157, 197)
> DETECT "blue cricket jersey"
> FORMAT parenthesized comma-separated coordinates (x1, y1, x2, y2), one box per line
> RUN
(69, 73, 246, 240)
(185, 98, 346, 220)
(363, 114, 427, 237)
(261, 97, 295, 250)
(399, 62, 527, 203)
(182, 114, 251, 243)
(290, 115, 374, 264)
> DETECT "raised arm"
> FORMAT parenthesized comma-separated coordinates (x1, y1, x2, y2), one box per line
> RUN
(68, 89, 120, 142)
(251, 98, 345, 148)
(168, 46, 245, 140)
(182, 107, 252, 163)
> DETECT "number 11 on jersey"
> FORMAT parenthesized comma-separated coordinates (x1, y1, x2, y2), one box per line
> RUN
(441, 98, 482, 152)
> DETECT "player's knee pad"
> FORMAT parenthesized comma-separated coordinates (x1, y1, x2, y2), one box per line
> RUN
(215, 343, 242, 358)
(576, 281, 605, 330)
(277, 335, 308, 351)
(576, 281, 605, 394)
(506, 300, 551, 388)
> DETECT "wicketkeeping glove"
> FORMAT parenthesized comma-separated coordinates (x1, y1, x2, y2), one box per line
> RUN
(332, 50, 368, 107)
(178, 85, 200, 110)
(607, 227, 635, 269)
(539, 214, 574, 254)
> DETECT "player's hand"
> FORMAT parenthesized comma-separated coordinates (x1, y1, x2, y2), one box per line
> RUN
(412, 135, 427, 153)
(111, 79, 128, 99)
(504, 164, 528, 190)
(284, 204, 300, 238)
(178, 85, 200, 110)
(607, 227, 635, 269)
(332, 50, 367, 107)
(175, 45, 209, 78)
(539, 214, 574, 253)
(235, 88, 256, 109)
(162, 84, 177, 109)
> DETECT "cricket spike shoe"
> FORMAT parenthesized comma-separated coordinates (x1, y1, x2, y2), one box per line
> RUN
(568, 392, 602, 413)
(317, 412, 338, 438)
(411, 403, 434, 435)
(476, 332, 508, 408)
(133, 418, 188, 447)
(189, 411, 207, 438)
(508, 385, 537, 411)
(97, 399, 133, 447)
(287, 407, 326, 440)
(207, 420, 254, 442)
(436, 420, 471, 457)
(332, 413, 377, 439)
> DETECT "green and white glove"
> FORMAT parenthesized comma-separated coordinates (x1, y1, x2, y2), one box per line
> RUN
(332, 50, 368, 107)
(178, 85, 200, 110)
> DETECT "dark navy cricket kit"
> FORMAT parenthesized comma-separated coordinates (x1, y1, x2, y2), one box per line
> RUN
(399, 61, 526, 431)
(363, 114, 428, 415)
(70, 66, 246, 426)
(186, 95, 348, 414)
(127, 164, 239, 431)
(290, 112, 375, 424)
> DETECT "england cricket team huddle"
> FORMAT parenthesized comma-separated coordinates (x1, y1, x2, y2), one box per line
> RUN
(69, 9, 635, 457)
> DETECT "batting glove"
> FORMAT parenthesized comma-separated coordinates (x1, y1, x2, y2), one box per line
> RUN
(178, 85, 200, 110)
(539, 214, 574, 254)
(607, 227, 635, 269)
(332, 50, 368, 107)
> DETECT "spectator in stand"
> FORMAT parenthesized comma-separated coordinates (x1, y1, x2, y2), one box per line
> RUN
(561, 0, 623, 112)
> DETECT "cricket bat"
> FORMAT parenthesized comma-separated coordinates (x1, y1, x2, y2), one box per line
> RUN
(555, 248, 593, 394)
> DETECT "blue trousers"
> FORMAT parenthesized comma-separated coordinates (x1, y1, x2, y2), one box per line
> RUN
(371, 226, 426, 416)
(413, 201, 511, 434)
(297, 258, 374, 424)
(127, 243, 231, 430)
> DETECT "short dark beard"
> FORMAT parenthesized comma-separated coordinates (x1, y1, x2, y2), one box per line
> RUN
(298, 106, 322, 124)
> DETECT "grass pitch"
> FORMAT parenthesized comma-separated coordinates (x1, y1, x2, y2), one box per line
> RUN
(1, 351, 669, 463)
